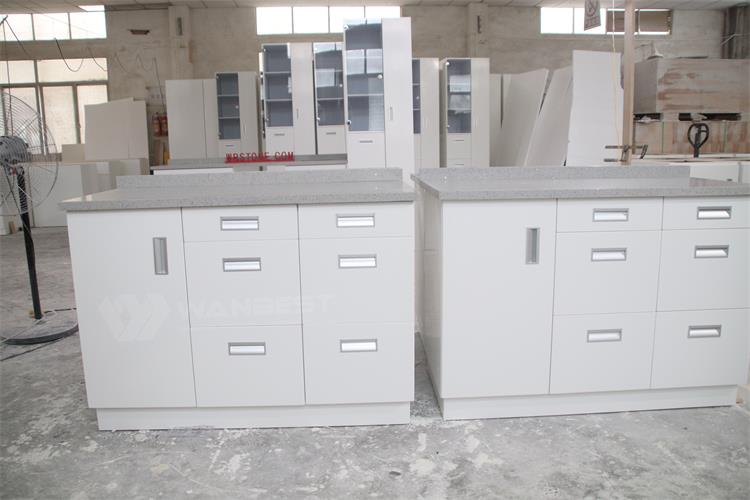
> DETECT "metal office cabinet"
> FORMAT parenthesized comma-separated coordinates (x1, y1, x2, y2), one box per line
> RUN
(216, 71, 258, 156)
(413, 58, 439, 170)
(262, 43, 315, 155)
(314, 42, 346, 154)
(440, 58, 489, 167)
(344, 18, 414, 177)
(440, 200, 557, 398)
(67, 209, 196, 408)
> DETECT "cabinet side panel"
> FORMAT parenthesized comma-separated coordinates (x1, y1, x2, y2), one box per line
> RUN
(421, 58, 441, 169)
(239, 71, 260, 153)
(471, 58, 490, 167)
(203, 79, 219, 158)
(420, 190, 444, 395)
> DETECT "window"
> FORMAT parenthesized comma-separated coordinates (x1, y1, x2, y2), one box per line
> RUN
(257, 5, 401, 35)
(0, 10, 106, 41)
(1, 59, 108, 149)
(540, 7, 670, 35)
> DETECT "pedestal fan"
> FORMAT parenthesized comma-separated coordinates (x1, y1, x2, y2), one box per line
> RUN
(1, 90, 78, 344)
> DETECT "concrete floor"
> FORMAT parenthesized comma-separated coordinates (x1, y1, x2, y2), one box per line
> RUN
(1, 228, 749, 499)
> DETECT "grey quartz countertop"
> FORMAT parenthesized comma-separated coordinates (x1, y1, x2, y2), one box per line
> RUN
(413, 166, 750, 200)
(60, 168, 413, 211)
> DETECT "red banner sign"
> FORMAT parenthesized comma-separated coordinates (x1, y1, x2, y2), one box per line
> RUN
(225, 152, 295, 163)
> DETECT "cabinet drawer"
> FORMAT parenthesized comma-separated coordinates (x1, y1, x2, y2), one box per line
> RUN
(446, 134, 471, 159)
(218, 140, 240, 154)
(557, 198, 663, 232)
(652, 309, 749, 389)
(183, 206, 298, 242)
(657, 228, 749, 311)
(445, 158, 469, 168)
(303, 323, 413, 404)
(298, 203, 413, 239)
(265, 126, 294, 154)
(299, 237, 413, 324)
(554, 231, 661, 314)
(192, 325, 304, 407)
(550, 313, 655, 394)
(662, 197, 749, 230)
(317, 125, 346, 155)
(185, 240, 301, 327)
(347, 132, 385, 168)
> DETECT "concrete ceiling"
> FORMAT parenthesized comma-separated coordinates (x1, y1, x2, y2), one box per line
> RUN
(0, 0, 743, 14)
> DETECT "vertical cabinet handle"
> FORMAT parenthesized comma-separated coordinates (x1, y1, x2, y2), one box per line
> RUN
(153, 237, 168, 275)
(228, 342, 266, 355)
(591, 248, 627, 262)
(687, 325, 721, 339)
(593, 208, 629, 222)
(694, 245, 729, 259)
(526, 228, 540, 264)
(587, 329, 622, 343)
(337, 214, 375, 228)
(389, 106, 394, 121)
(220, 216, 259, 231)
(340, 339, 378, 353)
(697, 206, 731, 220)
(223, 257, 262, 272)
(338, 255, 377, 269)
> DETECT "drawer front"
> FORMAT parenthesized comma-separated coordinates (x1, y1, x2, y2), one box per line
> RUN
(550, 313, 655, 394)
(446, 134, 471, 159)
(265, 126, 295, 154)
(185, 240, 301, 327)
(303, 322, 413, 404)
(557, 198, 663, 232)
(662, 197, 749, 230)
(298, 203, 413, 239)
(658, 228, 749, 311)
(445, 158, 469, 168)
(554, 231, 661, 314)
(218, 140, 240, 154)
(299, 237, 413, 324)
(317, 125, 346, 155)
(652, 309, 749, 389)
(347, 132, 385, 169)
(183, 206, 298, 242)
(192, 325, 304, 407)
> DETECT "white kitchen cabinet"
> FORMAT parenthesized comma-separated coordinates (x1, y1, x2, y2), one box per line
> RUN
(261, 43, 316, 155)
(67, 209, 196, 408)
(440, 58, 490, 167)
(344, 18, 415, 180)
(314, 43, 346, 154)
(166, 79, 210, 160)
(440, 200, 557, 398)
(413, 58, 440, 170)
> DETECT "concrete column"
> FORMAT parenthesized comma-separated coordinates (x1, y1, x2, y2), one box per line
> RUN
(466, 2, 489, 58)
(168, 5, 193, 79)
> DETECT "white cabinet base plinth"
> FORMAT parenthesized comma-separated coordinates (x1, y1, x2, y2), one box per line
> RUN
(440, 386, 737, 420)
(96, 402, 409, 431)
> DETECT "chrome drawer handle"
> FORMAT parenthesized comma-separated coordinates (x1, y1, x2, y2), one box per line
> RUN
(587, 329, 622, 343)
(340, 339, 377, 353)
(526, 228, 539, 265)
(273, 132, 285, 137)
(593, 208, 629, 222)
(153, 237, 168, 275)
(220, 216, 259, 231)
(223, 257, 261, 272)
(688, 325, 721, 339)
(325, 131, 337, 135)
(694, 245, 729, 259)
(591, 248, 627, 262)
(338, 255, 377, 269)
(359, 139, 374, 144)
(337, 214, 375, 228)
(697, 206, 731, 220)
(228, 342, 266, 355)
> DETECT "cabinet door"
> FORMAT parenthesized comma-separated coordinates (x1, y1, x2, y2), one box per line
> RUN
(471, 58, 490, 167)
(291, 43, 316, 155)
(67, 209, 195, 408)
(441, 200, 556, 398)
(238, 71, 259, 152)
(420, 58, 440, 169)
(383, 18, 414, 178)
(166, 80, 206, 160)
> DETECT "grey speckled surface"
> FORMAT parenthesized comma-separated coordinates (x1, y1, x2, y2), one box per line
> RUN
(414, 166, 750, 200)
(60, 169, 413, 211)
(154, 154, 347, 170)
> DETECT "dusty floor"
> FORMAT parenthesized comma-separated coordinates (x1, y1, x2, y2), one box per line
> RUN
(1, 228, 749, 499)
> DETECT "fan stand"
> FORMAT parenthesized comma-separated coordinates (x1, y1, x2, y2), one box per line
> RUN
(2, 168, 78, 345)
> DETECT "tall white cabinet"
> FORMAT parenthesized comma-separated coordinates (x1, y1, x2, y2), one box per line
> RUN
(313, 42, 346, 155)
(413, 58, 440, 170)
(261, 43, 316, 156)
(343, 18, 414, 179)
(166, 73, 258, 160)
(440, 58, 490, 167)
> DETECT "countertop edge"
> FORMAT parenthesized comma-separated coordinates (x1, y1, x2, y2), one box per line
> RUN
(434, 187, 750, 201)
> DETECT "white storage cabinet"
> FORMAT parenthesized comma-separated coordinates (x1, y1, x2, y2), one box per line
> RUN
(261, 43, 316, 156)
(313, 42, 346, 154)
(413, 58, 440, 170)
(217, 71, 260, 156)
(439, 58, 490, 168)
(343, 18, 415, 180)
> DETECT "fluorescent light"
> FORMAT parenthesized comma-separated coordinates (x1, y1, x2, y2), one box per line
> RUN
(78, 5, 104, 12)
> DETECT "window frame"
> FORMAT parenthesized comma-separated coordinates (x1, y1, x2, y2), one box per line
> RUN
(0, 11, 107, 41)
(256, 5, 401, 36)
(539, 7, 671, 36)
